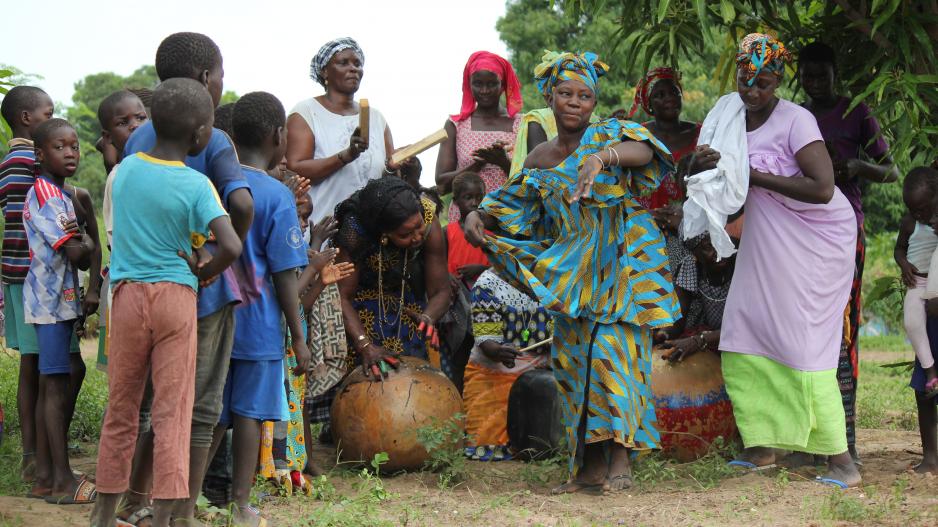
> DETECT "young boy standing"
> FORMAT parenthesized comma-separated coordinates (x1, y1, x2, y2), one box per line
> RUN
(23, 119, 96, 504)
(91, 78, 242, 527)
(216, 91, 309, 526)
(122, 32, 256, 523)
(0, 86, 68, 483)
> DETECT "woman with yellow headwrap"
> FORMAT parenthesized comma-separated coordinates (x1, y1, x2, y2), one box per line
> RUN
(716, 33, 861, 488)
(465, 50, 679, 494)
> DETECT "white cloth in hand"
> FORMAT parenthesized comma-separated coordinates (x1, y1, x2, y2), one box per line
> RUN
(681, 92, 749, 259)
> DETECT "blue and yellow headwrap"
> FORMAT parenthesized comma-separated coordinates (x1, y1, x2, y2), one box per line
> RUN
(736, 33, 792, 86)
(533, 50, 609, 97)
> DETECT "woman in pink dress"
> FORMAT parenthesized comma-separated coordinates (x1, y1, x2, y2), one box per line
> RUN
(717, 34, 860, 488)
(435, 51, 522, 224)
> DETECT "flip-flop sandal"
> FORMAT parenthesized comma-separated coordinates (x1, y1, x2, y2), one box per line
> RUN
(44, 477, 97, 504)
(815, 476, 849, 489)
(125, 506, 154, 526)
(728, 460, 777, 472)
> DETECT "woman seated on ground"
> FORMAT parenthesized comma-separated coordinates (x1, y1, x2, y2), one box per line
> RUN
(655, 225, 740, 362)
(334, 177, 451, 377)
(463, 269, 551, 461)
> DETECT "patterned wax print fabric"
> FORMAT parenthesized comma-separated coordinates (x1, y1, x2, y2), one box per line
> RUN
(304, 282, 349, 402)
(22, 177, 81, 324)
(258, 346, 309, 495)
(479, 118, 679, 475)
(674, 256, 731, 331)
(463, 269, 551, 461)
(336, 196, 438, 364)
(446, 114, 521, 224)
(635, 122, 700, 211)
(719, 99, 857, 372)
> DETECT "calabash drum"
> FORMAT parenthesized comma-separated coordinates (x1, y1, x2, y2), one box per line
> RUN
(330, 356, 463, 471)
(507, 368, 564, 460)
(650, 347, 738, 462)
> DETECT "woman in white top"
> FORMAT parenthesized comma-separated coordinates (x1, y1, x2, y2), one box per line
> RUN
(286, 37, 395, 224)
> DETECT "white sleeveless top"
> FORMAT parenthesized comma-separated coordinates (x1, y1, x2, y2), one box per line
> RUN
(908, 222, 938, 271)
(290, 97, 388, 223)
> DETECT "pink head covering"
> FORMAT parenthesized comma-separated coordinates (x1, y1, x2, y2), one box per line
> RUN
(450, 51, 523, 122)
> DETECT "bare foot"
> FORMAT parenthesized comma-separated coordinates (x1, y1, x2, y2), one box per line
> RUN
(912, 459, 938, 474)
(823, 460, 862, 488)
(551, 478, 606, 495)
(604, 445, 633, 492)
(738, 446, 776, 467)
(779, 451, 824, 469)
(303, 462, 324, 478)
(21, 454, 36, 483)
(234, 505, 270, 527)
(551, 458, 607, 495)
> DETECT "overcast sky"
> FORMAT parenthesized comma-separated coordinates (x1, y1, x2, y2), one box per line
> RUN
(4, 0, 512, 186)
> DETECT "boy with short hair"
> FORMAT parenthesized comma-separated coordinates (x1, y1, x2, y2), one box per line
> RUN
(91, 77, 242, 527)
(122, 32, 257, 523)
(0, 86, 82, 484)
(215, 90, 309, 526)
(24, 118, 97, 504)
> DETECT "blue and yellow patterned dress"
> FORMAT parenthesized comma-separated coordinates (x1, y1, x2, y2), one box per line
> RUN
(480, 118, 680, 475)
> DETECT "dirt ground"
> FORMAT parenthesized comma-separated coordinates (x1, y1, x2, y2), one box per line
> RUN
(2, 430, 935, 526)
(2, 349, 937, 526)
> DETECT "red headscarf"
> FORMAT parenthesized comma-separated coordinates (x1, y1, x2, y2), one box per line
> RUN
(627, 67, 682, 119)
(450, 51, 523, 122)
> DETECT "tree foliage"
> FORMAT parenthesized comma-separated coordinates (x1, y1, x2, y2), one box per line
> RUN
(561, 0, 938, 170)
(499, 0, 937, 231)
(496, 0, 724, 121)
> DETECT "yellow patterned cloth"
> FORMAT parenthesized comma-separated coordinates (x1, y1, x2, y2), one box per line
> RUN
(480, 118, 679, 475)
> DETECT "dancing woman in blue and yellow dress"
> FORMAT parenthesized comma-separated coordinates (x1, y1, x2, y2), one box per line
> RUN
(465, 51, 679, 494)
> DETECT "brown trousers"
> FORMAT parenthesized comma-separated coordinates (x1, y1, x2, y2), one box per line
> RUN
(95, 282, 197, 499)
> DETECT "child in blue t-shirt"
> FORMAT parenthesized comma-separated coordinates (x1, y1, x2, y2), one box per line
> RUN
(23, 119, 96, 505)
(217, 91, 309, 526)
(122, 32, 256, 524)
(91, 78, 242, 527)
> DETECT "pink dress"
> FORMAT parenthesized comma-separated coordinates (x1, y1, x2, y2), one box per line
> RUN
(719, 99, 857, 372)
(448, 115, 521, 224)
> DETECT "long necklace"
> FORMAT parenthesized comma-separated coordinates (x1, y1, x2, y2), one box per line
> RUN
(377, 245, 408, 341)
(518, 308, 534, 345)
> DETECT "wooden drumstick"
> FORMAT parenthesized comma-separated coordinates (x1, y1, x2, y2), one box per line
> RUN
(390, 128, 449, 165)
(518, 337, 553, 354)
(359, 99, 369, 142)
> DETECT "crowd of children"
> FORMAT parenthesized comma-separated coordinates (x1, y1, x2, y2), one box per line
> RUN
(0, 27, 937, 527)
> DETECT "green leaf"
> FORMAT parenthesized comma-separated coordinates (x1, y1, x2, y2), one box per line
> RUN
(907, 19, 936, 60)
(872, 0, 902, 35)
(719, 0, 735, 24)
(694, 0, 709, 27)
(657, 0, 670, 23)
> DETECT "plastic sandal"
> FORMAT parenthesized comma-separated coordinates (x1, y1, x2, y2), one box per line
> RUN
(815, 476, 849, 489)
(728, 459, 777, 472)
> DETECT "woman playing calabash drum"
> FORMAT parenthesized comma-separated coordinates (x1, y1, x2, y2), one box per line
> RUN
(717, 34, 860, 488)
(465, 51, 679, 494)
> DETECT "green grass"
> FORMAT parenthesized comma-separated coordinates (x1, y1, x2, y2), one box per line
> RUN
(859, 334, 911, 353)
(856, 359, 918, 431)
